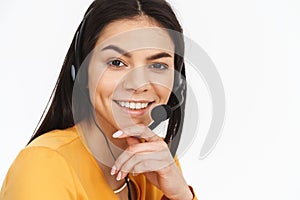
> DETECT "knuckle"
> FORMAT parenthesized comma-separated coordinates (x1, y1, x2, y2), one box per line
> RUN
(133, 164, 142, 174)
(141, 160, 150, 169)
(154, 140, 168, 150)
(114, 161, 121, 169)
(161, 141, 169, 149)
(126, 145, 137, 154)
(121, 164, 130, 173)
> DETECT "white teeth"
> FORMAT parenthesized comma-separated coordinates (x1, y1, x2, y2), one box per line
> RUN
(116, 101, 149, 109)
(136, 103, 141, 109)
(129, 102, 135, 109)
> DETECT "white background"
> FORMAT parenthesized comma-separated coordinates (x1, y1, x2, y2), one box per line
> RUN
(0, 0, 299, 199)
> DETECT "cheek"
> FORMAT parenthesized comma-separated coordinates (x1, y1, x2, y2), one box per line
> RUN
(154, 85, 172, 104)
(155, 72, 174, 104)
(88, 70, 120, 107)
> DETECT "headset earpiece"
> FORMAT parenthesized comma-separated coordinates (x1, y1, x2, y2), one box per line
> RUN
(71, 8, 94, 83)
(71, 65, 76, 81)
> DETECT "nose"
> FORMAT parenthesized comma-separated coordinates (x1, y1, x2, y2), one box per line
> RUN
(122, 66, 150, 92)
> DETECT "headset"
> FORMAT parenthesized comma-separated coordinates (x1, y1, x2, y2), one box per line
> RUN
(70, 8, 186, 152)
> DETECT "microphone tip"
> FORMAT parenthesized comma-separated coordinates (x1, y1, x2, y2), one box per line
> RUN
(151, 105, 172, 122)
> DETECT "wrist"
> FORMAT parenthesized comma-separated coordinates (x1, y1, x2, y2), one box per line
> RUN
(169, 185, 194, 200)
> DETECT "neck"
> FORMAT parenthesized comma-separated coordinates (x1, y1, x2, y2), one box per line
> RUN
(78, 119, 133, 199)
(79, 118, 128, 168)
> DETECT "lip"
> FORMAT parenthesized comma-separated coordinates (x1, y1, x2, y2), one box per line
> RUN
(113, 100, 155, 117)
(114, 99, 154, 103)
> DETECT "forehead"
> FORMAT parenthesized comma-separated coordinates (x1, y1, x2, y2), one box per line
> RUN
(94, 17, 175, 53)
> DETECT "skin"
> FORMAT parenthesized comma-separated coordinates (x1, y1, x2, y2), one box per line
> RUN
(83, 16, 193, 200)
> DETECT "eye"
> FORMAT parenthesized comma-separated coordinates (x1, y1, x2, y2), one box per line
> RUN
(149, 63, 169, 70)
(107, 59, 126, 68)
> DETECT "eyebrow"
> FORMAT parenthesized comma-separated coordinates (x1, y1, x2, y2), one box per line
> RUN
(102, 45, 131, 57)
(101, 45, 172, 60)
(146, 52, 172, 60)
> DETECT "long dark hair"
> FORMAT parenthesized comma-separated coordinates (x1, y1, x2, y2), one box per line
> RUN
(28, 0, 187, 155)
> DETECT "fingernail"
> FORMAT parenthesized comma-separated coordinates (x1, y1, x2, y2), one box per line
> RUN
(113, 130, 123, 138)
(116, 171, 122, 181)
(111, 165, 116, 175)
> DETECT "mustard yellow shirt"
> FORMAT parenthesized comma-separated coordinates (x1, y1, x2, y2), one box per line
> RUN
(0, 126, 197, 199)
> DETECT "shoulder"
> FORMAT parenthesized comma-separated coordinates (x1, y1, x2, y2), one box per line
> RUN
(27, 126, 79, 150)
(11, 125, 81, 173)
(0, 146, 78, 199)
(0, 126, 89, 199)
(7, 146, 73, 176)
(11, 126, 83, 183)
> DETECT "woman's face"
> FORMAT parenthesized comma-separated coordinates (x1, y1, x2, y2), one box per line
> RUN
(88, 16, 175, 133)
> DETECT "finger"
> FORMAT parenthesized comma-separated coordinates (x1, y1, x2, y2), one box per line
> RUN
(113, 141, 164, 170)
(116, 153, 152, 180)
(117, 151, 172, 180)
(132, 159, 171, 175)
(111, 140, 166, 175)
(127, 150, 172, 173)
(113, 142, 172, 180)
(113, 125, 161, 142)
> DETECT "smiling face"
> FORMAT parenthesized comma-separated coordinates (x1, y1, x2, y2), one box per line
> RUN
(88, 16, 175, 135)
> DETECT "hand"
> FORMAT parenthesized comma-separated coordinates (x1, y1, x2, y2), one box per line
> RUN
(110, 124, 193, 200)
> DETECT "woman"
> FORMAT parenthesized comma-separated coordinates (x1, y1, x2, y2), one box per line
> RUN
(0, 0, 197, 199)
